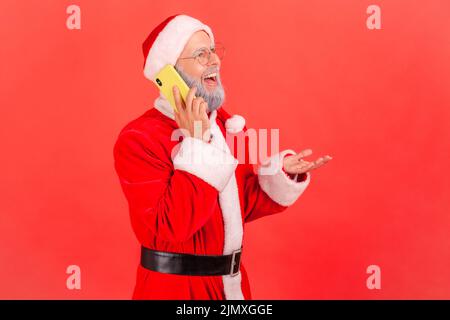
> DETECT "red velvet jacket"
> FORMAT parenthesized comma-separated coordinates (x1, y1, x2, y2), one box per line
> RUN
(113, 95, 311, 299)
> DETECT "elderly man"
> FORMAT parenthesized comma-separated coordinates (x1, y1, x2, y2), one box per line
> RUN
(113, 14, 332, 300)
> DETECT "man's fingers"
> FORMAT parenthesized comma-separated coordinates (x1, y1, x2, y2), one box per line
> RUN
(293, 162, 314, 172)
(192, 97, 201, 117)
(295, 149, 313, 160)
(309, 162, 325, 171)
(199, 101, 207, 116)
(291, 155, 332, 173)
(311, 157, 326, 169)
(172, 85, 184, 112)
(297, 154, 332, 167)
(200, 102, 210, 129)
(185, 86, 198, 113)
(314, 155, 332, 165)
(199, 102, 208, 120)
(174, 107, 181, 124)
(307, 156, 332, 171)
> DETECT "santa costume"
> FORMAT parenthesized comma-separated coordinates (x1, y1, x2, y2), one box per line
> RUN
(113, 14, 311, 300)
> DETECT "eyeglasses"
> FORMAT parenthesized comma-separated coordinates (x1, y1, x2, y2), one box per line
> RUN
(178, 43, 225, 66)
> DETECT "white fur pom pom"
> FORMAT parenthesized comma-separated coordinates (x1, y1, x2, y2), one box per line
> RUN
(225, 115, 246, 134)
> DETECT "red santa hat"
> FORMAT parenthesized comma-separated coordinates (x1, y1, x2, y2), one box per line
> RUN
(142, 14, 215, 82)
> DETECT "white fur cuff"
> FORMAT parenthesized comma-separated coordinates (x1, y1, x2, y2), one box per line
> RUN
(257, 150, 311, 206)
(173, 137, 238, 192)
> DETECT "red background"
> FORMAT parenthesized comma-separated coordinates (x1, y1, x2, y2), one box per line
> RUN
(1, 0, 449, 299)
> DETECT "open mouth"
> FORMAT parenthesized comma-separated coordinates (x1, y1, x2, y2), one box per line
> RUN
(203, 72, 218, 87)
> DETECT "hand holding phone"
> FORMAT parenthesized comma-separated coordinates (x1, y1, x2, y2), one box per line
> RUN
(154, 64, 211, 141)
(154, 64, 190, 113)
(172, 86, 211, 142)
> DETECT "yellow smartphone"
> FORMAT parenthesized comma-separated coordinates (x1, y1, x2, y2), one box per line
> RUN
(154, 64, 190, 113)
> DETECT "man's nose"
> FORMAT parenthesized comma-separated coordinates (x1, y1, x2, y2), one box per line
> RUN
(207, 52, 220, 67)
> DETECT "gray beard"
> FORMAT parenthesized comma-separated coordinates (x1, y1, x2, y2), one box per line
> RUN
(174, 65, 225, 112)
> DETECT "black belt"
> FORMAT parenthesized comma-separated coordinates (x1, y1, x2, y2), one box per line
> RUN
(140, 246, 242, 277)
